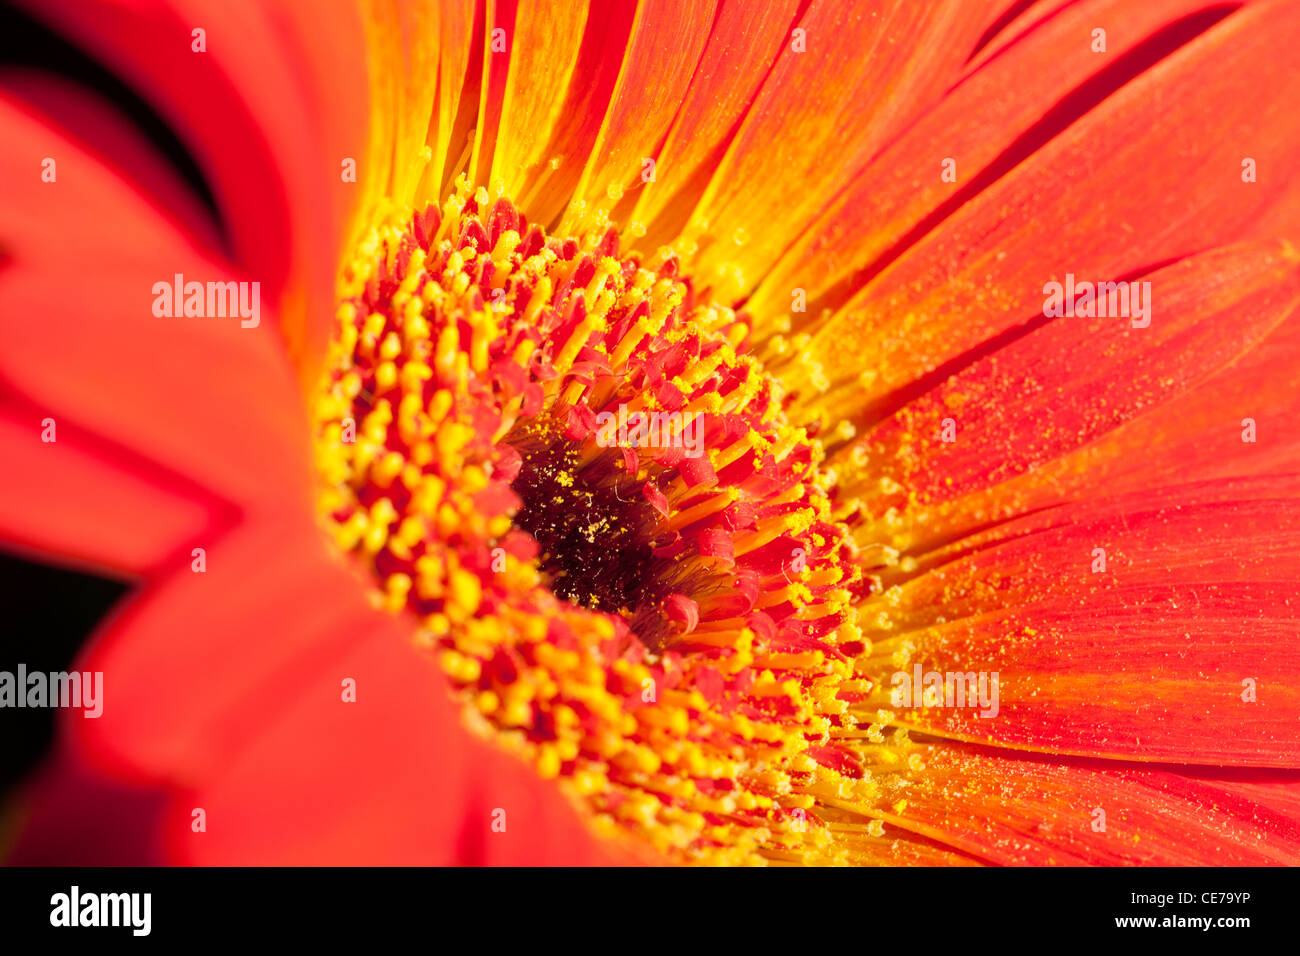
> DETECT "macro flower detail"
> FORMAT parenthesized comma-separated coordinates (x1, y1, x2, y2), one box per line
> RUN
(317, 186, 874, 862)
(3, 0, 1299, 869)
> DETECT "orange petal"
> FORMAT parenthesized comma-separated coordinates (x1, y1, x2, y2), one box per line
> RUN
(485, 0, 591, 198)
(841, 241, 1300, 548)
(482, 0, 640, 226)
(623, 0, 801, 244)
(748, 0, 1235, 323)
(875, 744, 1300, 865)
(557, 0, 717, 233)
(651, 0, 1004, 299)
(356, 0, 439, 207)
(795, 0, 1300, 422)
(859, 476, 1300, 766)
(429, 0, 478, 197)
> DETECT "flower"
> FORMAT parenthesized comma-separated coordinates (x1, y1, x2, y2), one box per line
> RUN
(3, 0, 1299, 865)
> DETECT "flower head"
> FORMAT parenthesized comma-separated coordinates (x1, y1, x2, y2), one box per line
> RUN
(4, 0, 1300, 866)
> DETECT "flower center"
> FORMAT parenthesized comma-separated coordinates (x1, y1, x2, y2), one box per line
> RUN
(314, 180, 888, 864)
(502, 415, 678, 648)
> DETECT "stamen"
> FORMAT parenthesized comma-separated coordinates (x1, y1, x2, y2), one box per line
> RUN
(314, 179, 907, 864)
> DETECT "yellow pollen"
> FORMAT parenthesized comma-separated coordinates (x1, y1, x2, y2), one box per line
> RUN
(313, 180, 910, 865)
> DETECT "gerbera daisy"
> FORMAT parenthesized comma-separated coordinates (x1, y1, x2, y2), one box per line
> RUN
(3, 0, 1299, 866)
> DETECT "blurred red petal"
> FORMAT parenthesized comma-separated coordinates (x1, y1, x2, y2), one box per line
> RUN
(26, 510, 616, 864)
(19, 0, 373, 383)
(0, 68, 222, 255)
(168, 610, 619, 865)
(0, 94, 310, 507)
(0, 400, 211, 576)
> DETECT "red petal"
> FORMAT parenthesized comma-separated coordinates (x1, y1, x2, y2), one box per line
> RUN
(643, 481, 670, 516)
(0, 69, 222, 255)
(170, 613, 619, 865)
